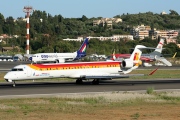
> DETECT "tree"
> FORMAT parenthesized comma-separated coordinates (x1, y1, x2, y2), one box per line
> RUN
(169, 10, 179, 15)
(0, 13, 5, 26)
(81, 15, 88, 22)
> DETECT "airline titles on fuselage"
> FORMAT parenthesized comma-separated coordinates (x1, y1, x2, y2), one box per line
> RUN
(41, 54, 58, 58)
(33, 72, 50, 77)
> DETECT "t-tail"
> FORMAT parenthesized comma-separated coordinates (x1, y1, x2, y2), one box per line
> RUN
(75, 38, 89, 59)
(121, 45, 145, 74)
(130, 45, 144, 67)
(150, 38, 164, 56)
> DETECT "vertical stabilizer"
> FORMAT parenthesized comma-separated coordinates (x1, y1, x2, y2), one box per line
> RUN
(150, 38, 164, 55)
(130, 45, 144, 65)
(76, 38, 89, 59)
(122, 45, 145, 74)
(112, 49, 116, 60)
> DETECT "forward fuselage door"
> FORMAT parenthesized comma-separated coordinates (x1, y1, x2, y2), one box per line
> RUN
(27, 68, 32, 77)
(24, 66, 32, 77)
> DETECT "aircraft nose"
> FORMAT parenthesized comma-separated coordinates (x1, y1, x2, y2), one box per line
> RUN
(4, 72, 12, 82)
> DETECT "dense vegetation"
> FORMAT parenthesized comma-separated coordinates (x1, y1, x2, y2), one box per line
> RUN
(0, 9, 180, 56)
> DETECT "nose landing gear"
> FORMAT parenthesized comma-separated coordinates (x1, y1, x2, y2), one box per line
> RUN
(12, 81, 16, 87)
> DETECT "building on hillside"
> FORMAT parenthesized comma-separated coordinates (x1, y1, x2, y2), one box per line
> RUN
(154, 30, 178, 39)
(131, 24, 151, 31)
(93, 18, 122, 29)
(63, 35, 133, 42)
(87, 35, 133, 41)
(1, 46, 20, 52)
(130, 24, 151, 40)
(177, 44, 180, 48)
(161, 11, 167, 15)
(111, 35, 134, 41)
(166, 38, 177, 44)
(131, 24, 179, 41)
(63, 37, 83, 42)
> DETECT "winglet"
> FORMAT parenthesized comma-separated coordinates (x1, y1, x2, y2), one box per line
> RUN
(172, 52, 177, 58)
(148, 68, 158, 75)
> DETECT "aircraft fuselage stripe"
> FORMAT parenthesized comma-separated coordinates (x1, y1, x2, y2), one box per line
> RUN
(28, 62, 121, 71)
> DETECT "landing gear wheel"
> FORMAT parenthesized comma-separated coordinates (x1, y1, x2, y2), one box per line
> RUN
(12, 81, 16, 87)
(55, 60, 59, 63)
(92, 79, 99, 85)
(76, 79, 83, 84)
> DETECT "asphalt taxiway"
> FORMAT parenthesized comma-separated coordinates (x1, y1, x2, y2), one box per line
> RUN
(0, 79, 180, 98)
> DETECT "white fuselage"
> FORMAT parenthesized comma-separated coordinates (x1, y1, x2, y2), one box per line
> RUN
(32, 52, 77, 63)
(4, 63, 121, 82)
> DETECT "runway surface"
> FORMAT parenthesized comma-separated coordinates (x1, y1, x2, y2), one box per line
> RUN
(0, 79, 180, 98)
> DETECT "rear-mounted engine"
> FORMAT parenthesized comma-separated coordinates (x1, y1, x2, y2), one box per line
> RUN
(121, 59, 133, 68)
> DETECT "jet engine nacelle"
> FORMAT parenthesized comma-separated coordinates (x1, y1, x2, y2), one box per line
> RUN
(55, 59, 65, 63)
(121, 59, 133, 68)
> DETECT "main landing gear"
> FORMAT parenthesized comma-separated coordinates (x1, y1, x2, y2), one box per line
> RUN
(92, 79, 99, 85)
(12, 81, 16, 87)
(76, 79, 83, 84)
(76, 79, 100, 85)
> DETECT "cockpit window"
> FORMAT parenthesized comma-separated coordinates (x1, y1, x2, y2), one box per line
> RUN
(32, 55, 36, 57)
(11, 68, 23, 71)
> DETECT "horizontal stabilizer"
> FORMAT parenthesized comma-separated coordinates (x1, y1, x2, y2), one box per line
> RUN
(156, 56, 172, 66)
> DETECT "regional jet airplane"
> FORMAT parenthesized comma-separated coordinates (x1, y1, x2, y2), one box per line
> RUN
(31, 38, 89, 63)
(4, 45, 153, 87)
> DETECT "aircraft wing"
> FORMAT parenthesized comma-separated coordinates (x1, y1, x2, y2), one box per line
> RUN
(156, 56, 172, 66)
